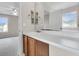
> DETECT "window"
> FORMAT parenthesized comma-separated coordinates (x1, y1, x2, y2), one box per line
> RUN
(0, 17, 8, 32)
(62, 11, 77, 28)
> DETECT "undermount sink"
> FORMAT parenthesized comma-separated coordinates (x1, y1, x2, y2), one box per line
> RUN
(36, 30, 41, 33)
(41, 29, 60, 31)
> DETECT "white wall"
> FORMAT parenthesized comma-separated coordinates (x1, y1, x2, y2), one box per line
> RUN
(21, 2, 44, 33)
(49, 10, 62, 30)
(44, 14, 49, 29)
(21, 2, 35, 34)
(35, 2, 44, 31)
(17, 2, 23, 56)
(43, 11, 50, 29)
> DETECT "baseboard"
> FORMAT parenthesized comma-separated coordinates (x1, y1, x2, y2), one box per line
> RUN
(17, 52, 25, 56)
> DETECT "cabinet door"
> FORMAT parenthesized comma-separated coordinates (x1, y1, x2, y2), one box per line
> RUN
(35, 40, 49, 56)
(23, 35, 28, 56)
(27, 37, 36, 56)
(26, 36, 49, 56)
(35, 2, 44, 31)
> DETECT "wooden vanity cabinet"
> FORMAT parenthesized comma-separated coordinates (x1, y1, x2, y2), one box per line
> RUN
(23, 35, 28, 56)
(35, 40, 49, 56)
(27, 37, 36, 56)
(23, 35, 49, 56)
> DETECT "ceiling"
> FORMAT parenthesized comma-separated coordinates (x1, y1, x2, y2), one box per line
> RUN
(0, 2, 78, 15)
(42, 2, 79, 12)
(0, 2, 19, 9)
(0, 2, 19, 16)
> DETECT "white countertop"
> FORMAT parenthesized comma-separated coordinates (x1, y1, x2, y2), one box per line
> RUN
(24, 31, 79, 54)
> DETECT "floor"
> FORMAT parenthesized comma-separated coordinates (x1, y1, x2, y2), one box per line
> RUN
(0, 37, 19, 56)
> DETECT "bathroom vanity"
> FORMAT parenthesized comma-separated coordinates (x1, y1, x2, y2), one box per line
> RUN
(23, 34, 49, 56)
(23, 31, 79, 56)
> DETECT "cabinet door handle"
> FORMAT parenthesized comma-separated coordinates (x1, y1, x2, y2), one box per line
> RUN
(35, 12, 38, 24)
(31, 10, 34, 24)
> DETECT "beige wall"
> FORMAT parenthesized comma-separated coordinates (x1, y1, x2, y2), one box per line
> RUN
(0, 14, 18, 39)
